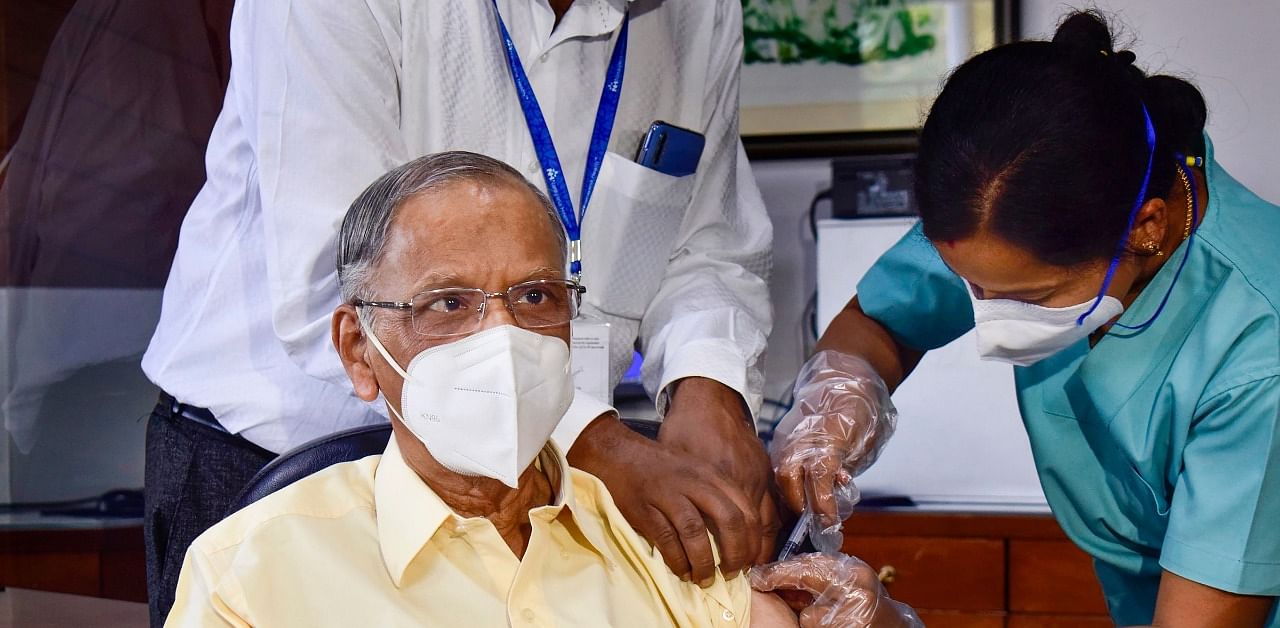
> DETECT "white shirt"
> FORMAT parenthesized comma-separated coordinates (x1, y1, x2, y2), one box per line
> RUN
(143, 0, 773, 453)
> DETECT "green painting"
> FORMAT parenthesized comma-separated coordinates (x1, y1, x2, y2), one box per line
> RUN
(743, 0, 940, 67)
(739, 0, 1000, 139)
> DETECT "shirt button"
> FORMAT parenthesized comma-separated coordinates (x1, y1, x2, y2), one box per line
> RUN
(521, 608, 536, 622)
(539, 51, 550, 62)
(527, 160, 539, 173)
(559, 550, 570, 560)
(722, 609, 735, 621)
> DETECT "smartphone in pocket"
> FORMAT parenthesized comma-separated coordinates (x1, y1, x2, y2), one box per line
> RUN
(634, 121, 705, 177)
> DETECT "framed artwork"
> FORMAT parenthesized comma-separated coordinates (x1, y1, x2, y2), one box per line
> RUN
(740, 0, 1020, 158)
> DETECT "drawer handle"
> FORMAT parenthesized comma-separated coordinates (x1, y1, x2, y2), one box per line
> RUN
(877, 565, 897, 584)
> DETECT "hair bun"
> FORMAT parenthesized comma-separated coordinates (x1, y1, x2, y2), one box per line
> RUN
(1141, 75, 1209, 153)
(1052, 11, 1116, 57)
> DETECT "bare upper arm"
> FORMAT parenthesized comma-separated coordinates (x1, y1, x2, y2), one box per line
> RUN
(749, 591, 799, 628)
(1147, 569, 1275, 628)
(814, 296, 923, 392)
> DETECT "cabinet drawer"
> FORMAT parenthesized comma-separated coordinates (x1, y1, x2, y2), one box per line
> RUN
(1009, 540, 1109, 614)
(843, 535, 1005, 611)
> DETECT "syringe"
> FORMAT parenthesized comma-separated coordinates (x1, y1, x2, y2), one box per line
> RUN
(776, 510, 812, 561)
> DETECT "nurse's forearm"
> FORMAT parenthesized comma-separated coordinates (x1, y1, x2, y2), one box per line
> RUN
(814, 296, 922, 393)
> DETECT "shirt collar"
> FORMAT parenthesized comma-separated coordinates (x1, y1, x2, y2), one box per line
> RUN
(529, 0, 629, 51)
(1060, 134, 1227, 422)
(374, 437, 451, 587)
(374, 435, 606, 587)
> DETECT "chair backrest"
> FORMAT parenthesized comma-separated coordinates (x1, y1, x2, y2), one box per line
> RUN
(230, 422, 393, 513)
(229, 418, 662, 514)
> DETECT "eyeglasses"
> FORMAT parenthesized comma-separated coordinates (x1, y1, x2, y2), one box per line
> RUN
(353, 279, 586, 338)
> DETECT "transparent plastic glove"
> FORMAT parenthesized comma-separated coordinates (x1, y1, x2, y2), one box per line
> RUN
(750, 553, 923, 628)
(772, 350, 897, 552)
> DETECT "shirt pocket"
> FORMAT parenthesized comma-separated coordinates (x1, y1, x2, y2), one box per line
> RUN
(1041, 394, 1170, 545)
(1119, 463, 1171, 518)
(579, 151, 695, 320)
(1084, 419, 1172, 545)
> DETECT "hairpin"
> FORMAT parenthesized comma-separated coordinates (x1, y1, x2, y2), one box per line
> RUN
(1176, 153, 1204, 168)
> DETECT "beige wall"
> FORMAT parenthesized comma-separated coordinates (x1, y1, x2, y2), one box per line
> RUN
(1023, 1, 1280, 204)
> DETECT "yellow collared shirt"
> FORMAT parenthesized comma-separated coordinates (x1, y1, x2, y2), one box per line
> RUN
(166, 438, 750, 627)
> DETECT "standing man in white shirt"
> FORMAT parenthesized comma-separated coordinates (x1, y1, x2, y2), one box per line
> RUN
(142, 1, 775, 624)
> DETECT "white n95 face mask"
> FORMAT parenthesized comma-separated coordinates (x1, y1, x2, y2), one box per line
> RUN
(361, 323, 574, 488)
(968, 285, 1124, 367)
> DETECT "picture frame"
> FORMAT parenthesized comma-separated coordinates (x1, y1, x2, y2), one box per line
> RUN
(741, 0, 1020, 159)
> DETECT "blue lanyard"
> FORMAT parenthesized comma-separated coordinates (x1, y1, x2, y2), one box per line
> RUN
(1113, 159, 1200, 332)
(491, 2, 629, 276)
(1077, 103, 1201, 333)
(1077, 103, 1157, 325)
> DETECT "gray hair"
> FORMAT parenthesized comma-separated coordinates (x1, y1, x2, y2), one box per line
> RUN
(336, 151, 567, 304)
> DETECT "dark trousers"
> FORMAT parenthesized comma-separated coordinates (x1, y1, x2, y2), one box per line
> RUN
(143, 395, 275, 627)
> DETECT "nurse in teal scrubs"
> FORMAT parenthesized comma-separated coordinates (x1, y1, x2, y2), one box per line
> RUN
(769, 12, 1280, 627)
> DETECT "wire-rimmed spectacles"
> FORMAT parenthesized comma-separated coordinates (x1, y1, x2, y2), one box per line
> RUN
(353, 279, 586, 339)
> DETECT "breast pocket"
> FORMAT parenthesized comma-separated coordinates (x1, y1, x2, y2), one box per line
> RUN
(1041, 388, 1170, 547)
(1077, 416, 1172, 546)
(579, 152, 695, 320)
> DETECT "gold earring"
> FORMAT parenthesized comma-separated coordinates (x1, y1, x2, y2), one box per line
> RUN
(1176, 167, 1195, 240)
(1142, 241, 1164, 257)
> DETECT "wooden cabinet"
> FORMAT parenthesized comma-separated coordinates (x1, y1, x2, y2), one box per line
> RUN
(841, 510, 1110, 626)
(0, 509, 1110, 621)
(850, 536, 1005, 612)
(0, 523, 146, 603)
(1009, 540, 1110, 617)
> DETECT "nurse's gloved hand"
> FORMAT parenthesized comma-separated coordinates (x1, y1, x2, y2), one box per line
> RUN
(772, 350, 897, 551)
(750, 552, 922, 628)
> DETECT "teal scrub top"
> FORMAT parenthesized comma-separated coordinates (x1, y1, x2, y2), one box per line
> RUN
(857, 138, 1280, 625)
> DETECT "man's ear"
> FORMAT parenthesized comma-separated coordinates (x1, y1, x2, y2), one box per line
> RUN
(333, 304, 380, 402)
(1128, 197, 1168, 254)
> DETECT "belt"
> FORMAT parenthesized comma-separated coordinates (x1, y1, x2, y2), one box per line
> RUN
(158, 391, 228, 433)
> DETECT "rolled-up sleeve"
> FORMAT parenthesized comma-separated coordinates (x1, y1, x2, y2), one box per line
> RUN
(551, 390, 617, 452)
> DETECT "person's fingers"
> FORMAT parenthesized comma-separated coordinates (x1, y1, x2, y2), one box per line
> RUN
(689, 473, 760, 578)
(797, 605, 827, 628)
(804, 582, 879, 628)
(850, 560, 883, 591)
(688, 491, 752, 579)
(663, 497, 718, 586)
(755, 491, 782, 565)
(643, 504, 693, 580)
(803, 463, 842, 527)
(749, 559, 816, 594)
(776, 457, 808, 515)
(756, 553, 867, 596)
(799, 603, 852, 628)
(748, 561, 786, 592)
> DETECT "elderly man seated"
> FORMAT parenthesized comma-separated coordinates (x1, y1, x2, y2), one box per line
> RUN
(164, 151, 812, 626)
(165, 151, 919, 627)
